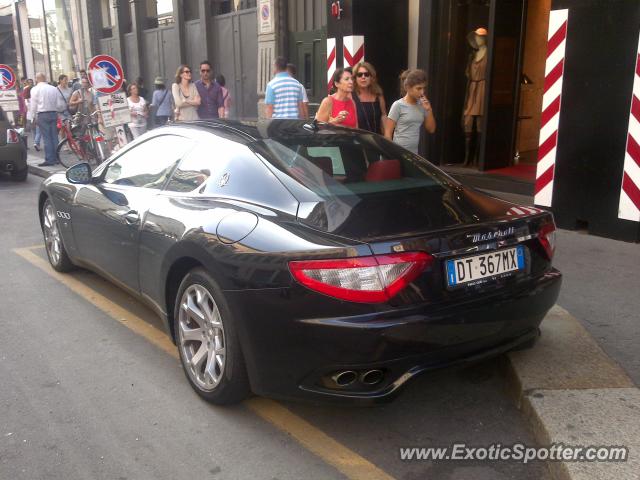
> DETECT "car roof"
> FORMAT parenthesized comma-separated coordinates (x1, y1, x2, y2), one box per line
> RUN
(165, 119, 364, 143)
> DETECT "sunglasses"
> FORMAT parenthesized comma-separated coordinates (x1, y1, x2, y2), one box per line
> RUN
(356, 72, 371, 78)
(182, 70, 192, 74)
(200, 69, 211, 73)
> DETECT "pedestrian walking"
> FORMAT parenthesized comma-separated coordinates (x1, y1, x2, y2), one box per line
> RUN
(69, 77, 96, 119)
(353, 62, 387, 134)
(150, 77, 173, 127)
(265, 57, 305, 119)
(215, 75, 231, 119)
(127, 83, 148, 138)
(56, 75, 73, 142)
(286, 63, 309, 119)
(315, 68, 358, 128)
(23, 79, 40, 151)
(195, 61, 224, 119)
(385, 69, 436, 155)
(29, 72, 65, 166)
(72, 70, 88, 92)
(172, 64, 200, 122)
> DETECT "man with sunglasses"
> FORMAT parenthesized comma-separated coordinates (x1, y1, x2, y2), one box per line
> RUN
(195, 60, 224, 119)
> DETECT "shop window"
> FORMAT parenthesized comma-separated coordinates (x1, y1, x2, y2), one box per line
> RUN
(184, 2, 199, 21)
(303, 53, 312, 90)
(145, 0, 174, 28)
(100, 0, 113, 38)
(211, 0, 256, 15)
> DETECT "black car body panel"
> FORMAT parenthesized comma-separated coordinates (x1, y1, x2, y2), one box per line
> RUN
(0, 118, 28, 177)
(39, 120, 561, 403)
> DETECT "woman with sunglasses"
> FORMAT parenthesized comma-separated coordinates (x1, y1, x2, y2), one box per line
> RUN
(353, 62, 387, 134)
(315, 68, 358, 128)
(172, 64, 201, 122)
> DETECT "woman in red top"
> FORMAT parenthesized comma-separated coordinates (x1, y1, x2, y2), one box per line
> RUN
(315, 68, 358, 128)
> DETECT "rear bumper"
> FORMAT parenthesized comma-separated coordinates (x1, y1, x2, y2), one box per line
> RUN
(226, 269, 562, 404)
(0, 144, 28, 173)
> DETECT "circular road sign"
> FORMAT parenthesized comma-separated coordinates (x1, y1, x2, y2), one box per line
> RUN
(0, 64, 17, 91)
(88, 54, 124, 94)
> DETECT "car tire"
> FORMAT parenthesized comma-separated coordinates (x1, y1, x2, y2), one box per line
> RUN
(41, 199, 74, 272)
(174, 268, 251, 405)
(11, 167, 28, 181)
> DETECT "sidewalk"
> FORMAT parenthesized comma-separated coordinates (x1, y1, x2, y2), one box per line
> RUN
(25, 140, 65, 179)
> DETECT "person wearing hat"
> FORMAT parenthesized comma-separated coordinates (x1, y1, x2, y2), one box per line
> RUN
(150, 76, 173, 127)
(462, 27, 488, 167)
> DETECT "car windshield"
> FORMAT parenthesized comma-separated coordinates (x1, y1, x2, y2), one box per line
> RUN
(252, 132, 463, 239)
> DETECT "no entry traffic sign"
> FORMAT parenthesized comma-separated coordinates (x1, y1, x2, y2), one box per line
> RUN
(88, 54, 124, 94)
(0, 64, 16, 91)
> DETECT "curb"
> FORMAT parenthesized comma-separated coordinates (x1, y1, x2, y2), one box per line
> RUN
(505, 306, 639, 480)
(28, 164, 56, 179)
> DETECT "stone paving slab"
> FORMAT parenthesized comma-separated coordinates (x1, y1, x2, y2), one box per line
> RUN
(508, 306, 634, 403)
(523, 388, 640, 480)
(507, 307, 638, 480)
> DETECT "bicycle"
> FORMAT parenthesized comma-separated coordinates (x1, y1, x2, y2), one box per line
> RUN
(57, 111, 111, 168)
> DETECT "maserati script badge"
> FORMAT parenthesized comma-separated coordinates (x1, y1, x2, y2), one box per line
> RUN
(467, 226, 515, 243)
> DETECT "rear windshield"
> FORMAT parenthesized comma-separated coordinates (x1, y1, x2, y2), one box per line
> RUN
(252, 132, 462, 238)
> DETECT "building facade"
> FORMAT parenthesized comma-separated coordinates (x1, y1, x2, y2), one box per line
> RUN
(2, 0, 637, 240)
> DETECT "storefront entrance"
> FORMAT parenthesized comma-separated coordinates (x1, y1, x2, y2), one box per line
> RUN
(421, 0, 550, 188)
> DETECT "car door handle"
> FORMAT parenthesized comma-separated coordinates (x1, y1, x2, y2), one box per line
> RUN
(124, 210, 140, 224)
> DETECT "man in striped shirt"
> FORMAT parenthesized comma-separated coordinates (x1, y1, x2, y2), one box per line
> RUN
(265, 57, 305, 119)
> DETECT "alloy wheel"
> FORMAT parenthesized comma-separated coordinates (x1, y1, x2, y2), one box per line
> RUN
(43, 202, 62, 266)
(178, 284, 226, 392)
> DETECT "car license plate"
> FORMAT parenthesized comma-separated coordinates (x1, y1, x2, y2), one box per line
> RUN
(446, 246, 525, 287)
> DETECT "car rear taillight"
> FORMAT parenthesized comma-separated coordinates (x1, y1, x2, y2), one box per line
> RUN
(6, 129, 19, 144)
(538, 222, 556, 261)
(289, 252, 433, 303)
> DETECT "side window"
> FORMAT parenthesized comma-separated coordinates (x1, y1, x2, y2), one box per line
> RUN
(103, 135, 192, 188)
(165, 143, 217, 193)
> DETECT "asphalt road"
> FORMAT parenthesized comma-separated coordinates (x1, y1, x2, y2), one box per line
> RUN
(0, 174, 550, 480)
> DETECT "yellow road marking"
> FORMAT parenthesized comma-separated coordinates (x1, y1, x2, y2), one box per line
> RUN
(13, 245, 396, 480)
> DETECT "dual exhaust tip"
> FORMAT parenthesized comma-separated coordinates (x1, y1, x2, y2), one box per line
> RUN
(331, 369, 385, 388)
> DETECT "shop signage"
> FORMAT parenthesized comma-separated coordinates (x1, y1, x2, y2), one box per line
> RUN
(96, 92, 129, 128)
(0, 89, 19, 111)
(259, 0, 273, 34)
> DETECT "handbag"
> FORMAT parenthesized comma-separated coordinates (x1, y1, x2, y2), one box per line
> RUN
(56, 87, 69, 115)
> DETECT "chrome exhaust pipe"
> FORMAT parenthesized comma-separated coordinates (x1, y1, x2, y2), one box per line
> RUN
(331, 370, 357, 387)
(360, 369, 384, 386)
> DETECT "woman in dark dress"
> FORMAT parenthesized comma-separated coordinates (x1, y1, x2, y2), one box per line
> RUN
(353, 62, 387, 134)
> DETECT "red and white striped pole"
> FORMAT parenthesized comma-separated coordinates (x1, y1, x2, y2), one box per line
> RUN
(343, 35, 365, 68)
(618, 32, 640, 222)
(327, 38, 336, 94)
(534, 9, 569, 208)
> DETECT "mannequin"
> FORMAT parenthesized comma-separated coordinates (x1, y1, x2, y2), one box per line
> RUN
(462, 27, 488, 167)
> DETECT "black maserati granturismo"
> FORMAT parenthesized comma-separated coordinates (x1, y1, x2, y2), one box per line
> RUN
(38, 119, 561, 405)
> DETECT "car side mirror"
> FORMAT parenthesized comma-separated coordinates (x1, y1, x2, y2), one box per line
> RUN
(66, 162, 92, 184)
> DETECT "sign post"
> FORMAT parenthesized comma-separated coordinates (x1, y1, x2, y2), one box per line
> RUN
(0, 64, 19, 115)
(88, 55, 130, 146)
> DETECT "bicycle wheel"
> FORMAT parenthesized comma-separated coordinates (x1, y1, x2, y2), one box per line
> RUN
(57, 137, 86, 168)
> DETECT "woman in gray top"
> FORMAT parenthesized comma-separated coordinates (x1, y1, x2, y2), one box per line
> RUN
(385, 69, 436, 155)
